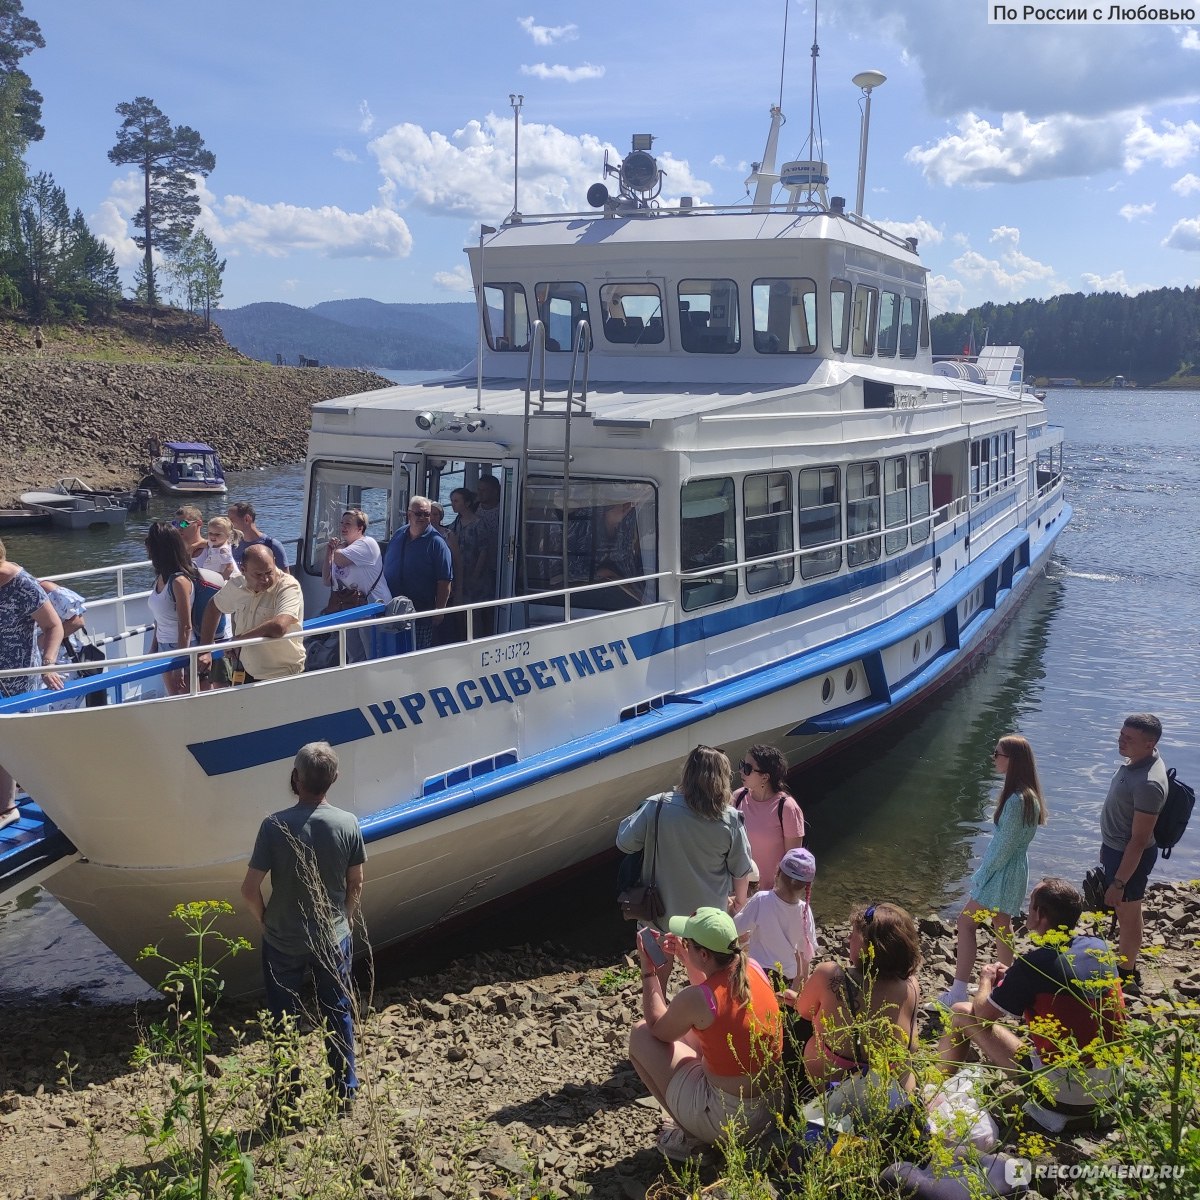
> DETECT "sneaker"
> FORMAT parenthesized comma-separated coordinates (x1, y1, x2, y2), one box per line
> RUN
(1120, 969, 1142, 997)
(935, 984, 969, 1009)
(657, 1122, 706, 1161)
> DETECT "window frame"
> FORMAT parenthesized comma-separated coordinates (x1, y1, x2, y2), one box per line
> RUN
(750, 277, 817, 354)
(742, 470, 795, 594)
(846, 460, 882, 567)
(680, 477, 738, 610)
(798, 465, 842, 580)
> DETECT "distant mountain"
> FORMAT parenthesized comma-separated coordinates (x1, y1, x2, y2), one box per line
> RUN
(213, 299, 476, 370)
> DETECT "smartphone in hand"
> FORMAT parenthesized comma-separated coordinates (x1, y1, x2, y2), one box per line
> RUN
(639, 927, 667, 969)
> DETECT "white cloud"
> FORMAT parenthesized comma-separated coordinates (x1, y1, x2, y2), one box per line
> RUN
(89, 196, 142, 269)
(874, 216, 943, 247)
(358, 101, 374, 135)
(517, 16, 577, 45)
(710, 154, 727, 169)
(1123, 117, 1200, 170)
(1164, 217, 1200, 251)
(927, 272, 966, 315)
(280, 279, 300, 293)
(213, 196, 413, 259)
(1081, 270, 1151, 294)
(333, 147, 359, 164)
(369, 113, 712, 222)
(1118, 202, 1155, 222)
(1184, 27, 1200, 51)
(1172, 173, 1200, 196)
(433, 263, 473, 292)
(520, 62, 604, 83)
(949, 226, 1061, 297)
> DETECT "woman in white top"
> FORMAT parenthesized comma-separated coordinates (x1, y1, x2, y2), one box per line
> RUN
(323, 509, 390, 662)
(145, 521, 196, 696)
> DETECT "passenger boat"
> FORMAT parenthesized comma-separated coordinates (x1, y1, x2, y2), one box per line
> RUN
(0, 84, 1068, 991)
(146, 440, 228, 494)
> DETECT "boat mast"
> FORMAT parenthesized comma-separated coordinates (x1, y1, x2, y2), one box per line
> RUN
(750, 0, 791, 209)
(509, 93, 524, 220)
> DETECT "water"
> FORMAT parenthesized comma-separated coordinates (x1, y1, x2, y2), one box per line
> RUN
(2, 388, 1197, 1002)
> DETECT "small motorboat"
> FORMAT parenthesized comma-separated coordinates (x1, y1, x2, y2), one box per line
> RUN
(55, 476, 151, 512)
(147, 441, 228, 495)
(0, 508, 51, 530)
(19, 490, 128, 530)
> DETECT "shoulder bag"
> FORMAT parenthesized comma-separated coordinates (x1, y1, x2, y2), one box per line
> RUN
(618, 795, 667, 925)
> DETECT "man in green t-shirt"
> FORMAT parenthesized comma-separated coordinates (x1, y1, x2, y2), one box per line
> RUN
(241, 742, 366, 1106)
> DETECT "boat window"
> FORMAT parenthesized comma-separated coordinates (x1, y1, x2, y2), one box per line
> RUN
(600, 283, 665, 345)
(919, 298, 930, 349)
(851, 285, 878, 357)
(535, 281, 590, 352)
(521, 477, 658, 609)
(830, 279, 852, 353)
(680, 477, 737, 610)
(970, 439, 981, 501)
(991, 436, 1001, 489)
(483, 283, 531, 351)
(677, 279, 740, 354)
(899, 297, 919, 358)
(884, 456, 908, 554)
(303, 460, 395, 575)
(798, 466, 841, 580)
(847, 461, 881, 567)
(909, 451, 931, 543)
(876, 291, 900, 357)
(750, 278, 816, 354)
(743, 472, 794, 593)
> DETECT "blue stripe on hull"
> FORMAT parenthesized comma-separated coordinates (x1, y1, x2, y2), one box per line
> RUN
(187, 707, 376, 776)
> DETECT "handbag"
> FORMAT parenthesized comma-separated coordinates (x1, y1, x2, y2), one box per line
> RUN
(1082, 864, 1110, 913)
(618, 795, 666, 924)
(321, 562, 384, 615)
(64, 631, 108, 707)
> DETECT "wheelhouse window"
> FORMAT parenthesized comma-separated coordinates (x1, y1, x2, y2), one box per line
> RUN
(884, 456, 908, 555)
(847, 461, 881, 567)
(743, 472, 794, 593)
(909, 451, 931, 543)
(483, 283, 530, 351)
(876, 291, 900, 357)
(677, 279, 740, 354)
(600, 283, 665, 345)
(751, 278, 816, 354)
(680, 477, 737, 610)
(798, 466, 841, 580)
(523, 477, 657, 609)
(899, 297, 920, 358)
(830, 279, 852, 353)
(851, 285, 878, 357)
(304, 460, 394, 575)
(919, 300, 931, 349)
(535, 281, 590, 351)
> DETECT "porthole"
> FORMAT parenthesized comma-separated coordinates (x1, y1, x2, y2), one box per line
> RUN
(844, 668, 856, 692)
(924, 631, 933, 652)
(912, 639, 920, 663)
(821, 676, 834, 703)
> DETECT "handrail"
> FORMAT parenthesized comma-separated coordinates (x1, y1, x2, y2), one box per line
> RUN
(566, 318, 592, 409)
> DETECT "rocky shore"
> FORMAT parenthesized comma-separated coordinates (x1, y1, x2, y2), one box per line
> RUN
(2, 880, 1198, 1200)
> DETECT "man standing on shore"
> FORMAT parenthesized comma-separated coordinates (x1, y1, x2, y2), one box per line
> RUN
(228, 501, 290, 573)
(241, 742, 365, 1109)
(1100, 713, 1169, 989)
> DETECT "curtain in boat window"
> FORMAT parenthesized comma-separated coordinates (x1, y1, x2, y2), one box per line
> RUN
(909, 452, 931, 543)
(884, 456, 908, 555)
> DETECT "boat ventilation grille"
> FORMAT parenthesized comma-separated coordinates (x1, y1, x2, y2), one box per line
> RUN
(620, 694, 670, 721)
(422, 749, 519, 797)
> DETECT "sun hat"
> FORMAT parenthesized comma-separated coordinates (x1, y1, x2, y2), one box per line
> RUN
(747, 858, 760, 884)
(779, 847, 816, 883)
(667, 907, 739, 954)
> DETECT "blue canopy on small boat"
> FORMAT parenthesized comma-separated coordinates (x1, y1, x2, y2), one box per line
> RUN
(164, 441, 219, 453)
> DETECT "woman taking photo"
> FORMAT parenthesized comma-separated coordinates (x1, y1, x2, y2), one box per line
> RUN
(789, 902, 922, 1090)
(734, 743, 805, 890)
(322, 508, 389, 661)
(616, 745, 754, 922)
(145, 521, 198, 697)
(629, 907, 782, 1159)
(938, 734, 1047, 1008)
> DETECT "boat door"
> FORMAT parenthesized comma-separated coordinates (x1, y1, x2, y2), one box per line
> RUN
(389, 452, 421, 532)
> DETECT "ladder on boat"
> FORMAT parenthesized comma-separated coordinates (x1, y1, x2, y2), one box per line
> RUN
(519, 319, 592, 591)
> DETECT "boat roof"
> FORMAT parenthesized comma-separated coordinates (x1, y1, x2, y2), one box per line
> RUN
(165, 442, 219, 453)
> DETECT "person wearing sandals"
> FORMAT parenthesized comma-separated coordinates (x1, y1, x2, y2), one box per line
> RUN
(786, 902, 922, 1091)
(938, 734, 1047, 1009)
(629, 907, 783, 1160)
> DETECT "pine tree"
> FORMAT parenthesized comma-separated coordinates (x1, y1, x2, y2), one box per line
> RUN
(107, 97, 215, 307)
(0, 0, 44, 143)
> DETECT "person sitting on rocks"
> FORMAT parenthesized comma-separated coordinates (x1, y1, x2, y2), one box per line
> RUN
(937, 877, 1126, 1125)
(628, 906, 783, 1160)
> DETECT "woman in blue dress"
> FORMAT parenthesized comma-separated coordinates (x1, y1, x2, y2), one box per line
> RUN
(938, 734, 1047, 1008)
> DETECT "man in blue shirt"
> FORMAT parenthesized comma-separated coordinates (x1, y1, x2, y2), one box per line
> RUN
(228, 501, 290, 573)
(382, 496, 453, 648)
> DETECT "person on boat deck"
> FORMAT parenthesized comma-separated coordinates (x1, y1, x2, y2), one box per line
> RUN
(469, 475, 502, 635)
(145, 521, 200, 698)
(784, 902, 922, 1093)
(173, 505, 207, 563)
(34, 579, 89, 712)
(227, 501, 290, 573)
(195, 514, 241, 580)
(0, 538, 64, 828)
(629, 906, 783, 1160)
(322, 508, 390, 662)
(429, 501, 465, 645)
(937, 877, 1126, 1119)
(733, 743, 805, 892)
(198, 544, 305, 683)
(241, 741, 365, 1111)
(381, 496, 452, 650)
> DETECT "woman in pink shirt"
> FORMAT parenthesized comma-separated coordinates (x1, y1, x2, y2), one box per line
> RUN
(734, 743, 805, 890)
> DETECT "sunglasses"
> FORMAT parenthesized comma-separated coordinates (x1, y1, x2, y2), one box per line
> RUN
(739, 761, 762, 775)
(993, 748, 1008, 759)
(173, 519, 194, 529)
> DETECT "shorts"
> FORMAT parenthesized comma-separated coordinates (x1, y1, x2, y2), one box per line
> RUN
(1100, 842, 1157, 901)
(664, 1059, 777, 1145)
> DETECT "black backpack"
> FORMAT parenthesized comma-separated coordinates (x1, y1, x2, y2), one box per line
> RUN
(1155, 768, 1195, 860)
(734, 787, 805, 844)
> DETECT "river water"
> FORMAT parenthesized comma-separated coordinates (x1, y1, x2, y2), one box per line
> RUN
(1, 386, 1197, 1002)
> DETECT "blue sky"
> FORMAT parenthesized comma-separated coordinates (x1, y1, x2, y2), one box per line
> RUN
(22, 1, 1200, 315)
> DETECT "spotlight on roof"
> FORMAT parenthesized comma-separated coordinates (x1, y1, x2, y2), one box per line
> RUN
(415, 411, 440, 431)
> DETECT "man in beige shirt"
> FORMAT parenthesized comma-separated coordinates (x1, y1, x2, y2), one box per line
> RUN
(198, 545, 304, 682)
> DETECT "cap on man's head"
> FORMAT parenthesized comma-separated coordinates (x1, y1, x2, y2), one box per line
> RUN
(667, 907, 739, 954)
(780, 848, 816, 883)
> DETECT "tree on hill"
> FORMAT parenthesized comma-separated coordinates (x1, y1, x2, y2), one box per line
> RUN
(168, 228, 224, 326)
(0, 0, 44, 143)
(108, 96, 215, 308)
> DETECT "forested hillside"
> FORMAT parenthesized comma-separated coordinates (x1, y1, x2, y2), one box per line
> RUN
(213, 300, 476, 369)
(932, 287, 1200, 384)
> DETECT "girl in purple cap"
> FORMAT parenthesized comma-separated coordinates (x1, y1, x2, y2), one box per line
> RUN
(735, 847, 819, 987)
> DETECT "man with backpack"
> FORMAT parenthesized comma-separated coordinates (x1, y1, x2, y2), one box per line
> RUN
(1099, 714, 1169, 990)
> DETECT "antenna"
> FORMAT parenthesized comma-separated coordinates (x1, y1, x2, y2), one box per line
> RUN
(509, 94, 524, 220)
(852, 70, 886, 217)
(805, 0, 821, 167)
(777, 0, 790, 111)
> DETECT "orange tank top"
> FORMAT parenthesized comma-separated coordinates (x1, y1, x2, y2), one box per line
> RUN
(695, 961, 783, 1077)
